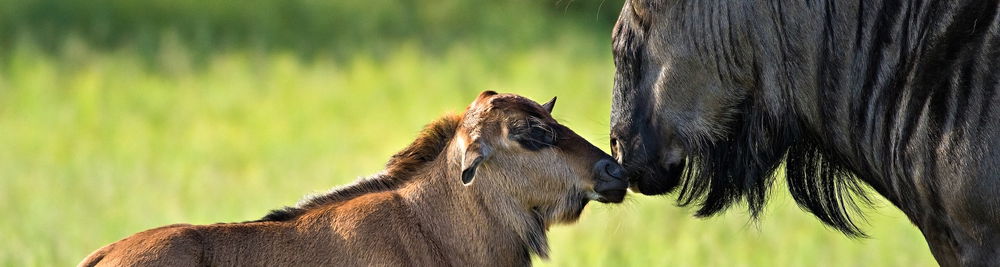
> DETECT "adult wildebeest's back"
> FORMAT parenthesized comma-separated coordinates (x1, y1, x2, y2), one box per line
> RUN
(608, 0, 999, 265)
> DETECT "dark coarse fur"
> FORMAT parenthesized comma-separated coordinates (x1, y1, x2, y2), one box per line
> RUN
(611, 0, 1000, 265)
(258, 114, 462, 222)
(674, 92, 872, 236)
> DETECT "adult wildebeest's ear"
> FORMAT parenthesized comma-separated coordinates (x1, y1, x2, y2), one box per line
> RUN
(461, 140, 492, 185)
(541, 97, 556, 113)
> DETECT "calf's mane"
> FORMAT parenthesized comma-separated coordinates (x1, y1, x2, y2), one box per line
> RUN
(257, 114, 462, 222)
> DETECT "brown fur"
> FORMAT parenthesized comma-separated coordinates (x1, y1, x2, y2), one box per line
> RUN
(257, 114, 463, 222)
(80, 91, 624, 267)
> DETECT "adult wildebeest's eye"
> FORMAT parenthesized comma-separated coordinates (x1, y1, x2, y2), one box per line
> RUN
(510, 118, 556, 151)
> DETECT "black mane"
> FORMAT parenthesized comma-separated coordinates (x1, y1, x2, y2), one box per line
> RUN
(675, 97, 871, 237)
(257, 114, 462, 222)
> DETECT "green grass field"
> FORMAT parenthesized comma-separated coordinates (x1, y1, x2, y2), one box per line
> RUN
(0, 38, 937, 266)
(0, 1, 939, 264)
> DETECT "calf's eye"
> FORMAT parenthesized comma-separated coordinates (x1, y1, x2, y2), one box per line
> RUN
(511, 120, 556, 151)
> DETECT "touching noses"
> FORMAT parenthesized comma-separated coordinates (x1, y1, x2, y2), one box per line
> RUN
(593, 159, 628, 203)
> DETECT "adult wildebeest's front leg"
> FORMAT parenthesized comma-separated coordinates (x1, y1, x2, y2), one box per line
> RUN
(899, 119, 1000, 266)
(924, 160, 1000, 266)
(919, 189, 1000, 266)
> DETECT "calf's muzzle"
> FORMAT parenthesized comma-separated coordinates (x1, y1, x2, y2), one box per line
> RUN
(593, 158, 628, 203)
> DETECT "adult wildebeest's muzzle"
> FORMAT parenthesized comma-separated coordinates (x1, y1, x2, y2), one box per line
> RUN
(610, 123, 684, 196)
(593, 158, 628, 203)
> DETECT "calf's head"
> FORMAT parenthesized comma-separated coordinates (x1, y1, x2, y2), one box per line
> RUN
(455, 91, 627, 224)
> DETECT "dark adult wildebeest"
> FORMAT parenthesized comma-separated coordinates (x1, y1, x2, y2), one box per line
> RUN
(608, 0, 999, 265)
(80, 91, 628, 266)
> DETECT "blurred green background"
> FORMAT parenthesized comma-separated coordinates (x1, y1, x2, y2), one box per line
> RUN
(0, 0, 936, 266)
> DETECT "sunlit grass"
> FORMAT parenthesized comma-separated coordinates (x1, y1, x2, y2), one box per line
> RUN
(0, 38, 935, 266)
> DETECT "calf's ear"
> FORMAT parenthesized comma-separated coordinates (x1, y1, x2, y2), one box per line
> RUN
(541, 97, 556, 113)
(461, 139, 492, 185)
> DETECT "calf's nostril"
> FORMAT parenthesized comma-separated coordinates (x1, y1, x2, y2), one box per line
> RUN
(604, 162, 624, 179)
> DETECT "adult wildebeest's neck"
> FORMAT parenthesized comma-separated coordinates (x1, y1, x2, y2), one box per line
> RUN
(741, 1, 921, 200)
(748, 0, 930, 165)
(751, 1, 990, 197)
(749, 0, 999, 241)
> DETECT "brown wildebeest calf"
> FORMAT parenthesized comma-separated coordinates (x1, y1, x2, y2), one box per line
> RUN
(80, 91, 628, 266)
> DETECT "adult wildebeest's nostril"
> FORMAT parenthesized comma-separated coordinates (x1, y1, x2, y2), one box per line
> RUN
(594, 159, 627, 203)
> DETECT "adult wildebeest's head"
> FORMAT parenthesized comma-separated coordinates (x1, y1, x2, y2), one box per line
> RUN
(607, 0, 863, 228)
(460, 91, 628, 223)
(610, 0, 758, 196)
